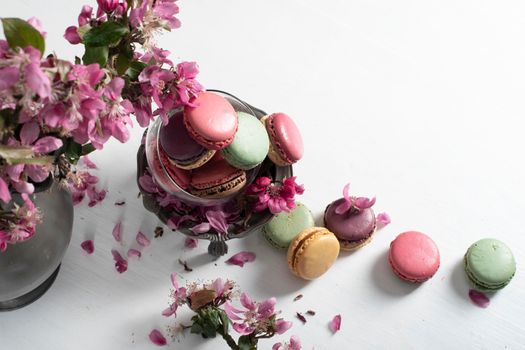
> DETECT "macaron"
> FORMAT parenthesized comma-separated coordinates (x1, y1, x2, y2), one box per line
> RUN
(261, 113, 303, 166)
(221, 112, 270, 170)
(158, 146, 191, 190)
(159, 110, 215, 170)
(287, 227, 340, 280)
(184, 92, 238, 150)
(324, 199, 376, 251)
(190, 157, 247, 199)
(464, 238, 516, 292)
(263, 202, 315, 249)
(389, 231, 440, 283)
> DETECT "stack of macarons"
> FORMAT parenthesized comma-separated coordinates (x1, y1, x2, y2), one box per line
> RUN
(156, 91, 304, 199)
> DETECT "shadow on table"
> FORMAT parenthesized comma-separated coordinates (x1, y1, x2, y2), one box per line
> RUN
(370, 250, 420, 297)
(450, 258, 471, 302)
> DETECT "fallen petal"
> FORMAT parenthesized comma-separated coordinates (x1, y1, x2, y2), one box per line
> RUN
(112, 222, 122, 242)
(127, 248, 141, 259)
(111, 249, 128, 274)
(161, 303, 177, 317)
(185, 237, 198, 249)
(136, 231, 150, 247)
(190, 222, 211, 234)
(329, 314, 341, 333)
(80, 240, 94, 254)
(225, 251, 256, 267)
(469, 289, 490, 308)
(149, 329, 167, 346)
(376, 212, 391, 229)
(272, 342, 283, 350)
(275, 319, 293, 334)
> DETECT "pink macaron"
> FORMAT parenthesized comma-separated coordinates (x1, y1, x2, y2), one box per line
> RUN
(388, 231, 440, 283)
(183, 92, 238, 151)
(261, 113, 304, 166)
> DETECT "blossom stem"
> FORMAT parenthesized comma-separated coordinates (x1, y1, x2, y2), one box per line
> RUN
(217, 328, 240, 350)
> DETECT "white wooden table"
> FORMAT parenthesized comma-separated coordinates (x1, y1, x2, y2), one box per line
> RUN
(2, 1, 525, 349)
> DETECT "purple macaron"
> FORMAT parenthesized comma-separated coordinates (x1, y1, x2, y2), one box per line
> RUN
(159, 111, 216, 170)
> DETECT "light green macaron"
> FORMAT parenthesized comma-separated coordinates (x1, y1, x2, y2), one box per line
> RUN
(221, 112, 270, 170)
(464, 238, 516, 292)
(263, 202, 315, 249)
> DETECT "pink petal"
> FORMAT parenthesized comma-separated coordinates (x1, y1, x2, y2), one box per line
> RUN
(136, 231, 150, 247)
(81, 155, 98, 169)
(80, 240, 94, 254)
(257, 297, 277, 319)
(354, 196, 376, 210)
(272, 343, 283, 350)
(32, 136, 63, 154)
(376, 212, 391, 229)
(275, 320, 293, 335)
(469, 289, 490, 308)
(190, 222, 210, 234)
(105, 77, 125, 101)
(0, 66, 20, 90)
(232, 323, 254, 336)
(224, 302, 243, 321)
(20, 122, 40, 145)
(111, 249, 128, 273)
(334, 200, 352, 215)
(225, 251, 256, 267)
(161, 303, 178, 317)
(112, 222, 122, 242)
(25, 62, 51, 98)
(148, 329, 167, 346)
(289, 336, 302, 350)
(240, 292, 255, 310)
(329, 314, 341, 334)
(0, 177, 11, 203)
(170, 272, 178, 289)
(205, 210, 229, 234)
(64, 26, 81, 44)
(342, 183, 351, 202)
(127, 248, 141, 259)
(185, 237, 198, 249)
(138, 174, 158, 193)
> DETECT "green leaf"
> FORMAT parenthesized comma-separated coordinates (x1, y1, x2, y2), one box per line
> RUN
(83, 21, 129, 47)
(1, 18, 45, 56)
(238, 336, 255, 350)
(63, 139, 82, 164)
(82, 46, 109, 66)
(218, 309, 230, 334)
(125, 60, 147, 80)
(81, 143, 96, 156)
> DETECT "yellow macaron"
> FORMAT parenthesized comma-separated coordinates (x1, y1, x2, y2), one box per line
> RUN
(287, 227, 340, 280)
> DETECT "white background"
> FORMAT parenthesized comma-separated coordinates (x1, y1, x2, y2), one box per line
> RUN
(2, 1, 525, 349)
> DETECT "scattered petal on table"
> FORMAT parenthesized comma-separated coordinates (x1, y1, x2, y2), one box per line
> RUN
(149, 329, 167, 346)
(329, 314, 341, 333)
(469, 289, 490, 308)
(112, 222, 122, 243)
(127, 248, 141, 259)
(136, 231, 151, 247)
(111, 249, 128, 274)
(185, 237, 198, 249)
(225, 251, 256, 267)
(80, 240, 94, 254)
(376, 212, 391, 229)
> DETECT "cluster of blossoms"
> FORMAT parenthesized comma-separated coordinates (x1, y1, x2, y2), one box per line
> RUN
(153, 274, 297, 349)
(0, 0, 202, 251)
(245, 176, 305, 214)
(0, 193, 41, 251)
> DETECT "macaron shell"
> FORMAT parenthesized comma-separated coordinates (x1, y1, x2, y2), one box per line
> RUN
(190, 158, 246, 198)
(263, 202, 315, 249)
(287, 227, 340, 280)
(324, 199, 376, 242)
(221, 112, 270, 170)
(184, 92, 238, 150)
(159, 110, 207, 163)
(167, 149, 216, 170)
(264, 113, 304, 164)
(158, 146, 191, 189)
(389, 231, 440, 282)
(464, 238, 516, 291)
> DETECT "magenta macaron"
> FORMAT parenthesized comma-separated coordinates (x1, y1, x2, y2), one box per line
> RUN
(183, 92, 238, 151)
(261, 113, 304, 166)
(388, 231, 440, 283)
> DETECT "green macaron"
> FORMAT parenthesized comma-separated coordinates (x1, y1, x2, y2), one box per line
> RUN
(263, 202, 315, 249)
(464, 238, 516, 292)
(221, 112, 270, 170)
